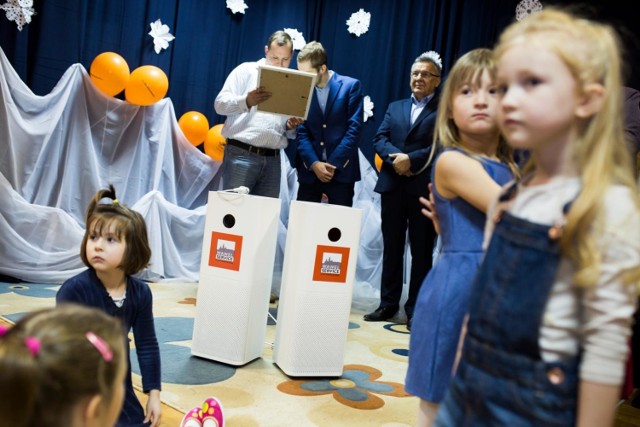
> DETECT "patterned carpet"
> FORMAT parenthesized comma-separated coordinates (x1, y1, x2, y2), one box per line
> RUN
(0, 280, 417, 426)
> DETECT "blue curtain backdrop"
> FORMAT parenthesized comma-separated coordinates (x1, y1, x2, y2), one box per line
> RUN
(1, 0, 637, 163)
(0, 0, 519, 163)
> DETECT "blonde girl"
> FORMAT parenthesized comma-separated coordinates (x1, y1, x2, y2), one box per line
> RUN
(435, 9, 640, 427)
(405, 48, 517, 427)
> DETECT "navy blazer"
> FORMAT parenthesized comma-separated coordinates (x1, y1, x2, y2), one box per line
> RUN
(373, 93, 439, 196)
(295, 72, 364, 184)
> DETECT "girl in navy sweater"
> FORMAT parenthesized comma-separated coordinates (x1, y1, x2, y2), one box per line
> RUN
(57, 184, 161, 427)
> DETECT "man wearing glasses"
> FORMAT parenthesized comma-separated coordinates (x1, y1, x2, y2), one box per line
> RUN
(364, 52, 442, 331)
(214, 31, 304, 198)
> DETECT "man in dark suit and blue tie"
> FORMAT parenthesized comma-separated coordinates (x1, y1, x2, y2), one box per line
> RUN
(364, 52, 442, 330)
(294, 42, 364, 207)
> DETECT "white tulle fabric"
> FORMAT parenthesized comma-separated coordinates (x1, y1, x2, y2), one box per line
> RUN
(0, 47, 384, 310)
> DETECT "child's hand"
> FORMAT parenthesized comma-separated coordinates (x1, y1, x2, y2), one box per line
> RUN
(420, 184, 441, 234)
(144, 389, 162, 427)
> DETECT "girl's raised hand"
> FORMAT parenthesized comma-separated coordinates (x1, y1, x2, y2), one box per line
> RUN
(420, 183, 441, 234)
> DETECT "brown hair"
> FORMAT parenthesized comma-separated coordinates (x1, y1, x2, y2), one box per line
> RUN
(81, 184, 151, 275)
(297, 41, 327, 71)
(0, 304, 126, 427)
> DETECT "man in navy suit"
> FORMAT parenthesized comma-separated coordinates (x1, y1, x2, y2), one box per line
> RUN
(364, 52, 442, 330)
(294, 42, 364, 207)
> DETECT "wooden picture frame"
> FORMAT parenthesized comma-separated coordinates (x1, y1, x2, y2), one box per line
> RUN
(257, 65, 315, 119)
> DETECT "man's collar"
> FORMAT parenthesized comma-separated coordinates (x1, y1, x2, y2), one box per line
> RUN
(316, 70, 333, 89)
(411, 93, 434, 105)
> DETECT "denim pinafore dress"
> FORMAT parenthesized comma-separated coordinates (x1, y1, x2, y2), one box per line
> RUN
(435, 183, 579, 426)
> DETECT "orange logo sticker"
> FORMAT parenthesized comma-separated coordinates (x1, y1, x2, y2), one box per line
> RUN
(312, 245, 350, 283)
(208, 232, 243, 271)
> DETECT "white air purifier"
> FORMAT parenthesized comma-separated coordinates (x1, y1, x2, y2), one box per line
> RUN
(273, 201, 362, 376)
(191, 191, 280, 365)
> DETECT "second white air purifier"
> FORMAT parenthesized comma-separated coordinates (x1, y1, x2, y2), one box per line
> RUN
(273, 201, 362, 376)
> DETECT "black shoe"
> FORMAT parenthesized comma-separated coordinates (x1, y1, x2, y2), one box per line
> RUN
(364, 306, 397, 322)
(407, 318, 412, 331)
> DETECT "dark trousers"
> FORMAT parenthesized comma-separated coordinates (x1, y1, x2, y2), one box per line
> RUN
(379, 188, 436, 318)
(296, 180, 355, 207)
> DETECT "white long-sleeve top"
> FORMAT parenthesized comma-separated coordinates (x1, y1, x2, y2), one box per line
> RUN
(485, 176, 640, 385)
(214, 58, 295, 149)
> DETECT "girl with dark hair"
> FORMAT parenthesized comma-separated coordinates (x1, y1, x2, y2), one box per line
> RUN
(57, 184, 162, 426)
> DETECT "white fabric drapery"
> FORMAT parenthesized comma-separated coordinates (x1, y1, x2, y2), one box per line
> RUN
(0, 47, 383, 311)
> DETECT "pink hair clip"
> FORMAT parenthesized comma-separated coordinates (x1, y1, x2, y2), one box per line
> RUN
(0, 325, 9, 336)
(85, 332, 113, 362)
(24, 337, 41, 356)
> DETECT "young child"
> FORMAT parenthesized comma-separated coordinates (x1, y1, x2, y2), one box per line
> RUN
(0, 304, 127, 427)
(404, 48, 517, 427)
(435, 9, 640, 427)
(57, 185, 162, 427)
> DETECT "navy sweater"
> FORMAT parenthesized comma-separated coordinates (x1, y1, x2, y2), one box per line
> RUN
(57, 269, 161, 426)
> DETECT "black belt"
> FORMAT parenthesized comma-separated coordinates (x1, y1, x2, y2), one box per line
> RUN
(226, 139, 280, 156)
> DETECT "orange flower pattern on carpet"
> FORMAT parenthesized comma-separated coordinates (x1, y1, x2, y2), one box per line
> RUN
(277, 364, 410, 409)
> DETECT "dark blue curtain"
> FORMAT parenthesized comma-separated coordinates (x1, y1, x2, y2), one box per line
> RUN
(0, 0, 520, 162)
(303, 0, 518, 158)
(2, 0, 637, 163)
(543, 0, 640, 91)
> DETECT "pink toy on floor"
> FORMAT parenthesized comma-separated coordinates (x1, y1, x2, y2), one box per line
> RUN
(202, 397, 224, 427)
(179, 397, 224, 427)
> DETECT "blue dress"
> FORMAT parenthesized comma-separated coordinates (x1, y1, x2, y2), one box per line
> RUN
(405, 149, 513, 403)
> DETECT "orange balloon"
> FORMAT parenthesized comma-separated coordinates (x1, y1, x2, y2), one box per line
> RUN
(374, 153, 383, 172)
(204, 124, 226, 162)
(90, 52, 130, 96)
(178, 111, 210, 146)
(125, 65, 169, 106)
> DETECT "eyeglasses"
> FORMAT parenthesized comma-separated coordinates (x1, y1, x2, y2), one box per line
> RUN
(411, 71, 440, 79)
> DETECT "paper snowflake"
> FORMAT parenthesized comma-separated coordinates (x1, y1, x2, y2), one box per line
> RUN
(515, 0, 543, 21)
(226, 0, 248, 15)
(363, 96, 374, 122)
(283, 28, 306, 51)
(148, 19, 175, 54)
(0, 0, 36, 31)
(346, 8, 370, 37)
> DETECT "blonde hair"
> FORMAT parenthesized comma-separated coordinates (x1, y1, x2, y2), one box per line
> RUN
(427, 48, 518, 176)
(495, 9, 640, 287)
(0, 305, 125, 427)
